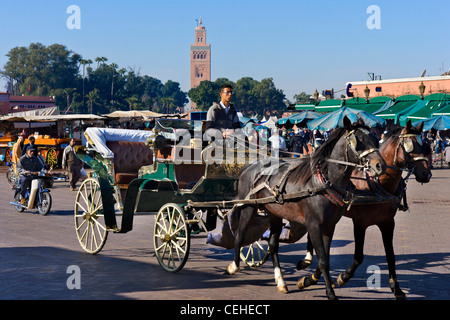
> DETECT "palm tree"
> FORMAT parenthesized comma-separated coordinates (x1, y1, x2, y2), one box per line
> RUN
(85, 59, 93, 80)
(125, 96, 140, 111)
(79, 59, 88, 108)
(95, 56, 108, 69)
(63, 88, 77, 114)
(160, 96, 175, 114)
(110, 63, 118, 104)
(86, 89, 100, 114)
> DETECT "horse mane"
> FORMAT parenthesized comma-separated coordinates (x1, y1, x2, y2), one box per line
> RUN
(289, 128, 347, 185)
(310, 127, 347, 172)
(383, 124, 422, 146)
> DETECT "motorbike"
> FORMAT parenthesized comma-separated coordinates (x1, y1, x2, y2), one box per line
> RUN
(10, 171, 53, 215)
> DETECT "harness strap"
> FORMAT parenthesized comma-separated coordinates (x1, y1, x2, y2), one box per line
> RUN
(186, 184, 330, 208)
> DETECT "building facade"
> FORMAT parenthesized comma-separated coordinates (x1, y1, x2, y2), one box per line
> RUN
(190, 18, 211, 109)
(0, 93, 56, 115)
(345, 75, 450, 99)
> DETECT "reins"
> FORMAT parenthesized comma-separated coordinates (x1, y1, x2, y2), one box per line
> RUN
(188, 128, 380, 210)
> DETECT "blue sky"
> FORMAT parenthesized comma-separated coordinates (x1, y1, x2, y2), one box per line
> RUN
(1, 0, 449, 102)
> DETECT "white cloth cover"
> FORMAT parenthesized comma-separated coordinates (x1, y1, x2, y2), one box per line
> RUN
(85, 127, 155, 159)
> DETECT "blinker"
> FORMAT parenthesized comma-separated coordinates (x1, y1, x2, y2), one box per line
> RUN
(403, 139, 414, 153)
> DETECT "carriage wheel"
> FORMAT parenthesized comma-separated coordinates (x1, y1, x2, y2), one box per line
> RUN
(154, 203, 190, 272)
(46, 148, 58, 169)
(5, 147, 12, 163)
(74, 178, 108, 254)
(240, 241, 270, 267)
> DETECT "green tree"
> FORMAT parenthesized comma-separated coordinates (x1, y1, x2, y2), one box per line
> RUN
(293, 91, 311, 103)
(2, 43, 80, 99)
(187, 80, 219, 111)
(253, 78, 286, 116)
(125, 95, 140, 111)
(86, 89, 100, 114)
(161, 80, 188, 113)
(234, 77, 258, 116)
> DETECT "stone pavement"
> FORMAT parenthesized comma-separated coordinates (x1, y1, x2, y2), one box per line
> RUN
(0, 166, 448, 301)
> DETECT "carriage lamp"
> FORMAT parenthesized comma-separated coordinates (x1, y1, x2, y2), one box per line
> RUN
(313, 89, 319, 102)
(364, 85, 370, 102)
(419, 81, 425, 99)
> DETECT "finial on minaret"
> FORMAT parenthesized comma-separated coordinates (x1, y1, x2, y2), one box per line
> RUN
(199, 17, 202, 25)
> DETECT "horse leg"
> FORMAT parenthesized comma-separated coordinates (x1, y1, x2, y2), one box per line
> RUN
(296, 233, 314, 270)
(226, 205, 256, 275)
(297, 265, 321, 290)
(299, 223, 337, 300)
(337, 221, 366, 286)
(268, 217, 288, 293)
(378, 219, 406, 300)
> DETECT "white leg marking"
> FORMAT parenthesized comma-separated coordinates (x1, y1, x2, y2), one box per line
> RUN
(226, 261, 240, 275)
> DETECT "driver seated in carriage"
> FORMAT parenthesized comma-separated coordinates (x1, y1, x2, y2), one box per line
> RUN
(204, 84, 243, 147)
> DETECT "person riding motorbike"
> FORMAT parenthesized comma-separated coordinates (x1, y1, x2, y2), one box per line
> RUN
(16, 145, 44, 204)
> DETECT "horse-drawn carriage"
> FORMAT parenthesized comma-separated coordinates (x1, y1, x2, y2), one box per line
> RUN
(73, 113, 432, 299)
(74, 119, 273, 272)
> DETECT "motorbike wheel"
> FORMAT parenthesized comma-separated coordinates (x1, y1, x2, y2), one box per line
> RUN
(38, 192, 52, 215)
(14, 193, 25, 213)
(6, 169, 16, 187)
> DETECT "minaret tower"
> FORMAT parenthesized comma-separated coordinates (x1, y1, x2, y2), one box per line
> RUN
(190, 17, 211, 108)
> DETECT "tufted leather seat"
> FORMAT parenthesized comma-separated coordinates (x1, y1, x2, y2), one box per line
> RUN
(106, 141, 153, 185)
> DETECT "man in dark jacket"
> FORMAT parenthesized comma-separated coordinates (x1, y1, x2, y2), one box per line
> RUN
(62, 138, 83, 191)
(21, 135, 36, 157)
(204, 84, 241, 142)
(17, 144, 44, 203)
(289, 129, 307, 156)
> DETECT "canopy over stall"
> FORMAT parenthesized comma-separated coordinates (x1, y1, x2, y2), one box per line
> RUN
(307, 107, 386, 131)
(105, 110, 187, 123)
(277, 111, 321, 128)
(412, 115, 450, 131)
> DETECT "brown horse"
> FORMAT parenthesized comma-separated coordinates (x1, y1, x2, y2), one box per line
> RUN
(226, 117, 386, 300)
(297, 120, 431, 299)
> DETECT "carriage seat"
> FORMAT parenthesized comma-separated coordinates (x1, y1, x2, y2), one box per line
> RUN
(106, 141, 153, 185)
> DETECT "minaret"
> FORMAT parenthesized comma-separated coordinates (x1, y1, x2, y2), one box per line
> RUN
(190, 17, 211, 109)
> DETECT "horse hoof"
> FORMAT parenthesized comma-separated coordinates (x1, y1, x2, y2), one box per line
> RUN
(277, 284, 289, 294)
(296, 259, 312, 270)
(297, 277, 307, 290)
(337, 273, 347, 287)
(226, 263, 239, 275)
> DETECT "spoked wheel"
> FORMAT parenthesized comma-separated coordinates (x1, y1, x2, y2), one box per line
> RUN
(74, 178, 108, 254)
(4, 147, 12, 163)
(6, 168, 16, 187)
(240, 241, 270, 267)
(14, 192, 25, 212)
(38, 191, 52, 216)
(154, 203, 190, 272)
(46, 148, 58, 169)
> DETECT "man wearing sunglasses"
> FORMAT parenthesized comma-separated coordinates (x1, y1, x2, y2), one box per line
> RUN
(204, 84, 241, 141)
(17, 145, 44, 204)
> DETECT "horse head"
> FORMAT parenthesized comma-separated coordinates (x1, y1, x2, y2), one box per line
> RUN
(342, 116, 386, 179)
(395, 120, 432, 183)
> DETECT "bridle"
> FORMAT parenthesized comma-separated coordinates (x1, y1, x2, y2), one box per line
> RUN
(326, 128, 380, 172)
(392, 133, 428, 175)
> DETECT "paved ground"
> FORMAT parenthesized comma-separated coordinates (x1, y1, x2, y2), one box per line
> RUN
(0, 165, 449, 302)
